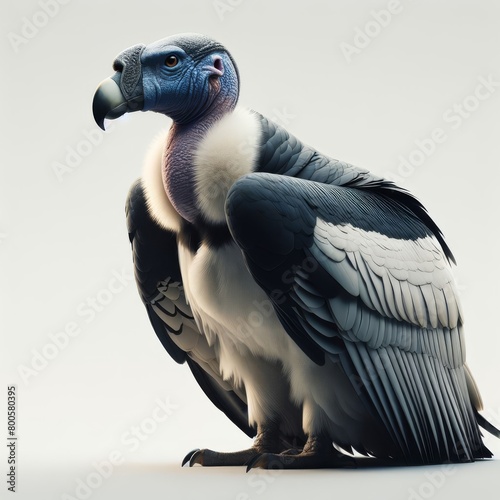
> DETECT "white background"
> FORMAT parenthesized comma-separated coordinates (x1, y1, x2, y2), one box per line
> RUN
(2, 0, 500, 499)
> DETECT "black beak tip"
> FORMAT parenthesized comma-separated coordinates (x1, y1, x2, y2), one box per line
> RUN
(93, 109, 107, 131)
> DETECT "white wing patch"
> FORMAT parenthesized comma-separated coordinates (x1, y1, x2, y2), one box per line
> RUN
(311, 219, 463, 331)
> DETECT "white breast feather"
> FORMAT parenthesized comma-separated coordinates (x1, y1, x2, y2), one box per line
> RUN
(178, 242, 291, 363)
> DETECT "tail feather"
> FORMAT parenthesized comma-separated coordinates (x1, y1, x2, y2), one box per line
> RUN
(464, 364, 483, 411)
(465, 364, 500, 439)
(475, 409, 500, 439)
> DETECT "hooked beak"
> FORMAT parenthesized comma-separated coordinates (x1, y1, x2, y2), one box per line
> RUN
(92, 77, 143, 130)
(92, 44, 146, 130)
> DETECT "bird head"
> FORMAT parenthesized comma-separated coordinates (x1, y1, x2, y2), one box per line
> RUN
(92, 33, 239, 129)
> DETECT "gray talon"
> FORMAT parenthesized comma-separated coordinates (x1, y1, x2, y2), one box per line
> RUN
(188, 449, 204, 466)
(181, 448, 200, 467)
(245, 454, 263, 472)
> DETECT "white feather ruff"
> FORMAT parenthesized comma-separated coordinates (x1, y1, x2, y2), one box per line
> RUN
(193, 107, 261, 224)
(141, 132, 182, 232)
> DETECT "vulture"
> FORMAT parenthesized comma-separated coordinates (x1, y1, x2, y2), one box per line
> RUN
(92, 33, 499, 469)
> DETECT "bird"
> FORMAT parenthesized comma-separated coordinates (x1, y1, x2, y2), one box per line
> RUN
(92, 32, 499, 469)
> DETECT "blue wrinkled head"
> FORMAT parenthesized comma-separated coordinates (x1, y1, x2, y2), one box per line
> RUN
(141, 33, 239, 122)
(93, 33, 240, 128)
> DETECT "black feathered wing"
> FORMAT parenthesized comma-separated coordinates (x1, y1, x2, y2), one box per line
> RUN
(226, 152, 490, 462)
(126, 178, 254, 438)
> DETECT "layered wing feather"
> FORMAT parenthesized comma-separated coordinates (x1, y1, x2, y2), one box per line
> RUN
(226, 169, 488, 462)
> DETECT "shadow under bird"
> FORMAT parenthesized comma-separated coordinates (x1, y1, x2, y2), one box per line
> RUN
(92, 33, 499, 469)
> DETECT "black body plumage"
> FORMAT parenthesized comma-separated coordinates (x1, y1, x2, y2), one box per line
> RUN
(93, 33, 498, 468)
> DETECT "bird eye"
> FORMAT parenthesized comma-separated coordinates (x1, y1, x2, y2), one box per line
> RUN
(165, 55, 179, 67)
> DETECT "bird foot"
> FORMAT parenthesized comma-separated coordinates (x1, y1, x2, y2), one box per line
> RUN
(182, 447, 262, 467)
(246, 448, 356, 471)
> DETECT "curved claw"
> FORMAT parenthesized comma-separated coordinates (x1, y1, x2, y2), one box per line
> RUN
(245, 454, 259, 472)
(188, 449, 205, 467)
(181, 448, 200, 467)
